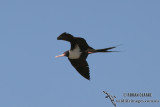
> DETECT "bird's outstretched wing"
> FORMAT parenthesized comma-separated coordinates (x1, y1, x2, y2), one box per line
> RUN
(57, 32, 93, 51)
(68, 58, 90, 80)
(74, 37, 93, 51)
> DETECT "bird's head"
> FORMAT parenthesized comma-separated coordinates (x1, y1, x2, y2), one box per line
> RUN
(55, 50, 69, 58)
(57, 32, 74, 41)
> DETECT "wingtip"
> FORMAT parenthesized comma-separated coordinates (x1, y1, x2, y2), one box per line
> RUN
(83, 75, 90, 80)
(84, 76, 90, 80)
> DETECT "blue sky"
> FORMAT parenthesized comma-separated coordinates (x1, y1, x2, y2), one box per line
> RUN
(0, 0, 160, 107)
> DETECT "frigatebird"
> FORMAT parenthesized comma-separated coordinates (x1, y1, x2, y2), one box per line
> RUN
(56, 32, 117, 80)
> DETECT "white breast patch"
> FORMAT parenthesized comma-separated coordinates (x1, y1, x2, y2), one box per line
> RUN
(69, 45, 81, 59)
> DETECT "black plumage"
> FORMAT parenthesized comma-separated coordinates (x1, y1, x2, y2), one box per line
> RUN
(56, 32, 117, 80)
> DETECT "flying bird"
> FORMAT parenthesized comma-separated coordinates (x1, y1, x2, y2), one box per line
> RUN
(56, 32, 117, 80)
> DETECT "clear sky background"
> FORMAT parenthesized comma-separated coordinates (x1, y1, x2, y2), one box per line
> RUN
(0, 0, 160, 107)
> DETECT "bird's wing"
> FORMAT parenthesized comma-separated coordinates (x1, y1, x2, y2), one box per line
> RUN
(74, 37, 93, 51)
(57, 32, 93, 51)
(57, 32, 77, 50)
(68, 58, 90, 80)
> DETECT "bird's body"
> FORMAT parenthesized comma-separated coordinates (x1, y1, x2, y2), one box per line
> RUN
(69, 45, 82, 59)
(56, 32, 117, 80)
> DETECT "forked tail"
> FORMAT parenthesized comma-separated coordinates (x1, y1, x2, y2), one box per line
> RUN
(95, 46, 119, 53)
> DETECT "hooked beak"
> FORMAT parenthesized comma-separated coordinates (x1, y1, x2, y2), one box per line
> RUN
(55, 53, 65, 58)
